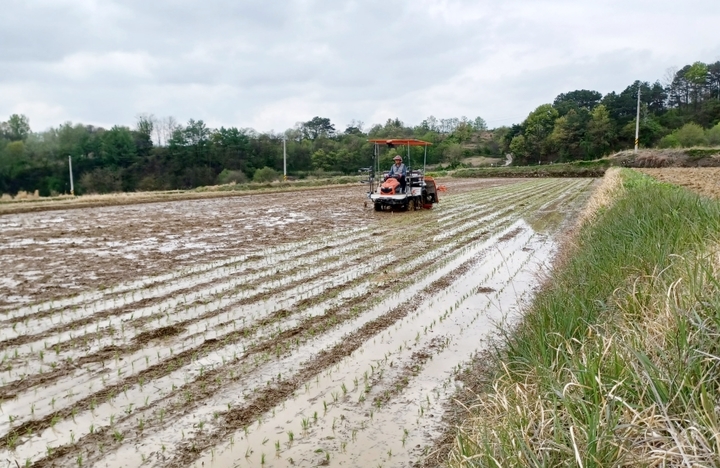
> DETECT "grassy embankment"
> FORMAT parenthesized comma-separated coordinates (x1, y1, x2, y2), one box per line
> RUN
(451, 160, 611, 178)
(450, 147, 720, 179)
(449, 168, 720, 467)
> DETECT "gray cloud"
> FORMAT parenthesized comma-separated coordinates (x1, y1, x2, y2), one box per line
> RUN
(1, 0, 719, 131)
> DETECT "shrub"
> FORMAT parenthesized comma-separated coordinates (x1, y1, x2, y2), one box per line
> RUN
(657, 133, 680, 148)
(137, 176, 161, 191)
(674, 123, 707, 147)
(252, 167, 279, 183)
(706, 123, 720, 146)
(80, 168, 122, 194)
(217, 169, 248, 185)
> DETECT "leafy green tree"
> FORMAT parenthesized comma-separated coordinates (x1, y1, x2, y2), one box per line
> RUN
(686, 61, 709, 108)
(553, 90, 602, 115)
(658, 134, 681, 148)
(2, 114, 31, 141)
(586, 105, 615, 157)
(134, 114, 154, 157)
(452, 121, 473, 143)
(549, 109, 590, 160)
(472, 117, 487, 131)
(708, 61, 720, 99)
(521, 104, 558, 163)
(101, 126, 137, 168)
(509, 134, 528, 162)
(311, 149, 336, 171)
(301, 117, 336, 140)
(621, 115, 665, 148)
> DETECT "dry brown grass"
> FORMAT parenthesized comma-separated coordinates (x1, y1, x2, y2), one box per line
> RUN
(461, 156, 504, 167)
(573, 167, 623, 229)
(639, 167, 720, 199)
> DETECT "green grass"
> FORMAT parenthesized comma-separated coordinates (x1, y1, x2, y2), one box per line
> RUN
(449, 169, 720, 467)
(452, 160, 611, 178)
(684, 148, 720, 161)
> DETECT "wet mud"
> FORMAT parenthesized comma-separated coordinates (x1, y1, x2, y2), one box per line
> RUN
(0, 178, 596, 467)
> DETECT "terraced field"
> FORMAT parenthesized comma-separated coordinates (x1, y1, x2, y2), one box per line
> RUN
(0, 178, 596, 467)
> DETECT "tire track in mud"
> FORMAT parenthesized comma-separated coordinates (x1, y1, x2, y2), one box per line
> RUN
(23, 178, 584, 464)
(2, 178, 584, 464)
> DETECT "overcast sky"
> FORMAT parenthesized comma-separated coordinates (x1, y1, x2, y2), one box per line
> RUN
(2, 0, 719, 133)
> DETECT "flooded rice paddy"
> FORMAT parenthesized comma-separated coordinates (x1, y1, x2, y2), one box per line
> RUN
(0, 178, 596, 467)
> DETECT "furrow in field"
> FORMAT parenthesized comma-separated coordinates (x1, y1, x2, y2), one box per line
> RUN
(197, 221, 552, 466)
(0, 179, 584, 464)
(0, 228, 378, 340)
(0, 182, 535, 395)
(0, 180, 544, 438)
(1, 179, 527, 344)
(1, 177, 544, 374)
(1, 180, 517, 326)
(11, 178, 584, 464)
(186, 182, 592, 468)
(1, 228, 367, 319)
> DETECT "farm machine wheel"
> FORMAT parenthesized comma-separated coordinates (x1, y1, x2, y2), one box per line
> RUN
(374, 203, 382, 212)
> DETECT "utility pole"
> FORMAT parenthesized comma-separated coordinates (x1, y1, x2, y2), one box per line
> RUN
(282, 137, 287, 181)
(634, 85, 641, 153)
(68, 155, 75, 195)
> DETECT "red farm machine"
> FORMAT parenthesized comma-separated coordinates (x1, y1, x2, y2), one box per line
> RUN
(362, 138, 440, 212)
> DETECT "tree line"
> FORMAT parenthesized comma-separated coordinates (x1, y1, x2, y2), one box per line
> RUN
(1, 60, 719, 195)
(0, 112, 493, 195)
(507, 60, 720, 164)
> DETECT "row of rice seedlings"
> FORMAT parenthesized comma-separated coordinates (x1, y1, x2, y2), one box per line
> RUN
(1, 178, 584, 464)
(0, 201, 506, 392)
(0, 194, 506, 420)
(326, 223, 571, 464)
(195, 228, 556, 467)
(0, 178, 544, 372)
(8, 199, 524, 462)
(1, 223, 478, 454)
(159, 189, 580, 464)
(2, 224, 375, 323)
(0, 232, 392, 381)
(0, 226, 378, 341)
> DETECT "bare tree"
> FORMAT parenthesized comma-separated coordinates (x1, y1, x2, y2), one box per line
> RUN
(662, 66, 678, 88)
(136, 113, 155, 137)
(162, 116, 179, 145)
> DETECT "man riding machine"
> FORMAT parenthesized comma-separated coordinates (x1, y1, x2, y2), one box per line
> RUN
(365, 138, 440, 212)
